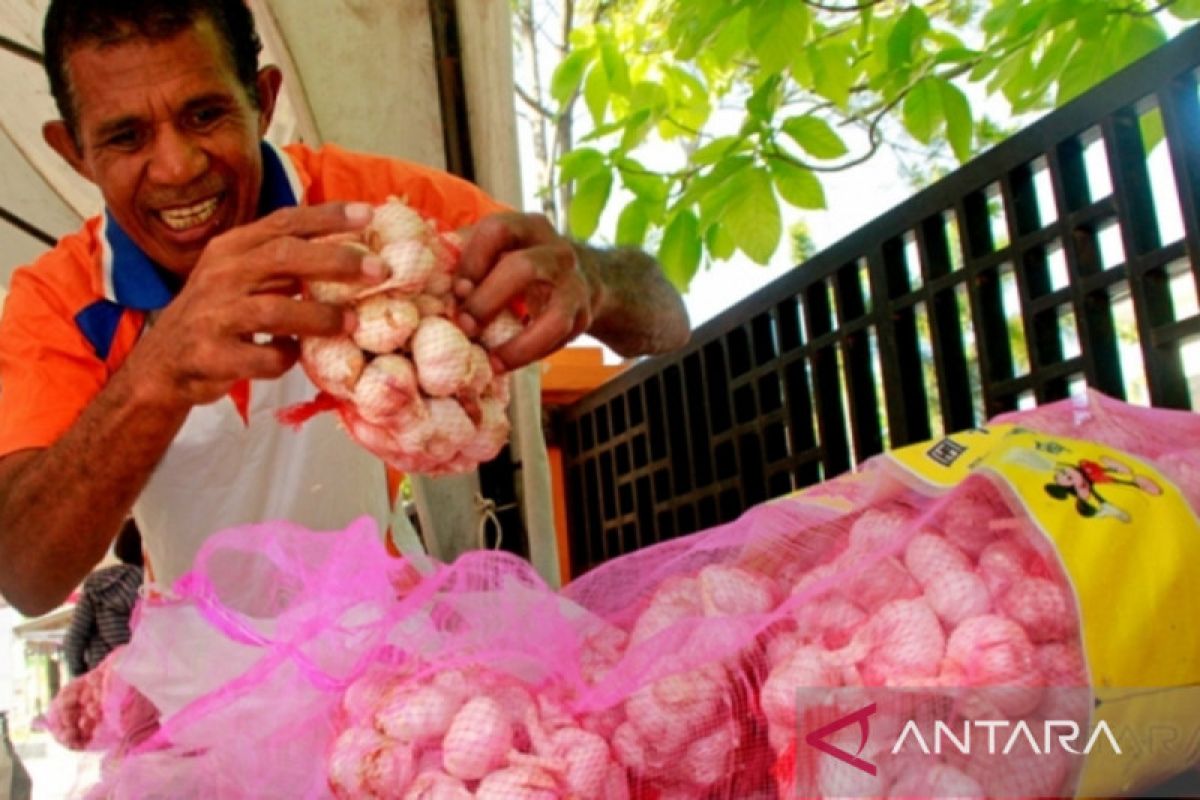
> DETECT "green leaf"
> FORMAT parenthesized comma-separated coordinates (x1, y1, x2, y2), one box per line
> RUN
(558, 148, 607, 183)
(664, 64, 710, 102)
(696, 159, 751, 232)
(677, 155, 754, 210)
(934, 47, 982, 65)
(1074, 4, 1108, 40)
(1008, 47, 1046, 107)
(628, 81, 669, 140)
(996, 48, 1036, 108)
(618, 107, 656, 154)
(697, 188, 725, 239)
(600, 36, 632, 95)
(565, 25, 593, 50)
(550, 50, 591, 106)
(1041, 0, 1085, 30)
(969, 52, 1001, 83)
(903, 77, 942, 144)
(568, 170, 613, 240)
(886, 17, 914, 71)
(769, 157, 825, 209)
(938, 79, 973, 162)
(808, 43, 853, 109)
(781, 116, 848, 160)
(748, 0, 811, 74)
(888, 5, 930, 71)
(1050, 17, 1164, 107)
(669, 0, 734, 61)
(1140, 107, 1165, 155)
(928, 29, 967, 52)
(1056, 38, 1108, 104)
(630, 80, 669, 113)
(981, 0, 1018, 37)
(1172, 0, 1200, 19)
(723, 169, 782, 265)
(1116, 16, 1168, 65)
(865, 14, 898, 79)
(578, 117, 626, 143)
(616, 200, 651, 247)
(583, 64, 610, 125)
(706, 221, 736, 261)
(659, 209, 703, 290)
(789, 45, 814, 90)
(1028, 31, 1075, 94)
(706, 6, 750, 70)
(746, 74, 782, 122)
(1005, 0, 1051, 40)
(616, 157, 667, 205)
(691, 136, 746, 166)
(659, 66, 711, 137)
(859, 4, 874, 48)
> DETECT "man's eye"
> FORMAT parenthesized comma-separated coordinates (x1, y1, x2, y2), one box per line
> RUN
(104, 130, 141, 150)
(190, 107, 226, 127)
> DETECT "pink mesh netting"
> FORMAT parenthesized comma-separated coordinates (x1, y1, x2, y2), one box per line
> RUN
(56, 391, 1200, 798)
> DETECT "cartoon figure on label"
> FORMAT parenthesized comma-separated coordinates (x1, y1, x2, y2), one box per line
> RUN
(1045, 456, 1162, 523)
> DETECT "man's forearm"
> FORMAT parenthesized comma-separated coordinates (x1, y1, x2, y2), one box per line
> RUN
(0, 365, 188, 616)
(574, 244, 691, 357)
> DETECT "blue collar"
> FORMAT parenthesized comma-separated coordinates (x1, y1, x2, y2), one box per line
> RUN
(101, 140, 301, 311)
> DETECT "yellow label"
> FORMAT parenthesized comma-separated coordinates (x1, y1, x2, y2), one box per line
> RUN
(888, 424, 1200, 794)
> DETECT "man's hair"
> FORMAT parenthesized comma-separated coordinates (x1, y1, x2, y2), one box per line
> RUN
(43, 0, 263, 138)
(113, 519, 144, 567)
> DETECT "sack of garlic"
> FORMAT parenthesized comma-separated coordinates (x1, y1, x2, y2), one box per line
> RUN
(283, 196, 524, 476)
(67, 395, 1200, 799)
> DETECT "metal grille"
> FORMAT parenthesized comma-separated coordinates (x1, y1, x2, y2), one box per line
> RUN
(556, 25, 1200, 577)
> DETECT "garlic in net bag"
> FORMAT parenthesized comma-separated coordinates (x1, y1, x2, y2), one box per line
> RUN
(281, 196, 525, 476)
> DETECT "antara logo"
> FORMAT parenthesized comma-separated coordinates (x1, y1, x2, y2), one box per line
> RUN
(893, 718, 1122, 757)
(804, 703, 878, 775)
(804, 703, 1121, 776)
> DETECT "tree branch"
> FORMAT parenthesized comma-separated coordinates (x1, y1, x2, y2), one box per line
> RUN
(801, 0, 888, 11)
(1111, 0, 1179, 16)
(515, 83, 556, 119)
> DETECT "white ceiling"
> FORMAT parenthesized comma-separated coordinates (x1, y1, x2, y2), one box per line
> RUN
(0, 0, 96, 282)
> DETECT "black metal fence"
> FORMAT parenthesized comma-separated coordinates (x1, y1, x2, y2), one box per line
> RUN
(556, 24, 1200, 577)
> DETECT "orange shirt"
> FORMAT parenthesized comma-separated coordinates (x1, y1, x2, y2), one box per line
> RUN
(0, 141, 507, 458)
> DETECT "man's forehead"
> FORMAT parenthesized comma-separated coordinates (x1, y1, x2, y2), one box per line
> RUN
(64, 20, 242, 120)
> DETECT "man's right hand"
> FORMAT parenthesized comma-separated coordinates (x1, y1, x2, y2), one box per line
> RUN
(125, 201, 386, 410)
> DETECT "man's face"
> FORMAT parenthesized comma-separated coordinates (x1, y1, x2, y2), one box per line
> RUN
(49, 19, 276, 276)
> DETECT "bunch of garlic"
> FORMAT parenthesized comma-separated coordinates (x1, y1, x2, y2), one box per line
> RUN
(298, 197, 524, 476)
(327, 663, 630, 799)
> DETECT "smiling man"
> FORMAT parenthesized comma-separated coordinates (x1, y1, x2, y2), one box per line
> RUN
(0, 0, 689, 616)
(43, 14, 271, 273)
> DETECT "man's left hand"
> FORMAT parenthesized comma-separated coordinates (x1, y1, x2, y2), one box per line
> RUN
(454, 212, 598, 370)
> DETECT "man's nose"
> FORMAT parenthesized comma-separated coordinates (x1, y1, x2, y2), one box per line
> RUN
(146, 126, 207, 185)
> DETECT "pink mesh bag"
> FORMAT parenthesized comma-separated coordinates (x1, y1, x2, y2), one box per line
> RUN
(40, 646, 157, 755)
(78, 392, 1200, 798)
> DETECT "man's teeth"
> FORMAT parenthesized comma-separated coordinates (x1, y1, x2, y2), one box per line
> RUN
(160, 197, 219, 230)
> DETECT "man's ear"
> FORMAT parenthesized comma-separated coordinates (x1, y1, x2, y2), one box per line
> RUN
(42, 121, 92, 181)
(255, 65, 284, 135)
